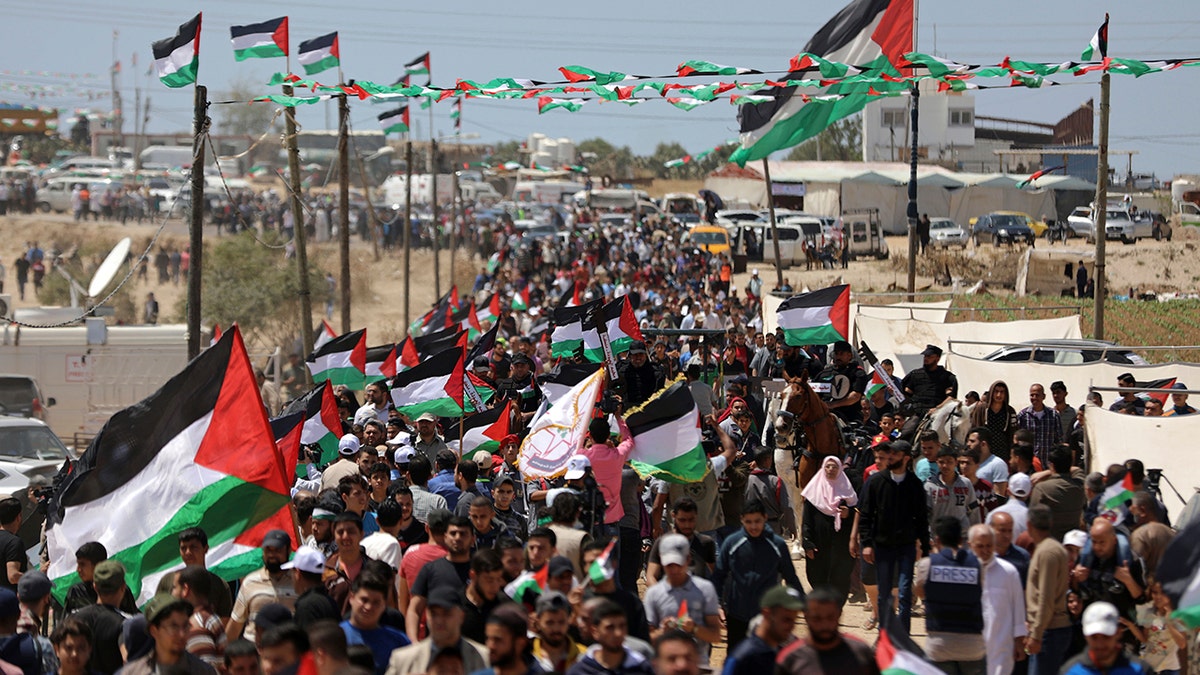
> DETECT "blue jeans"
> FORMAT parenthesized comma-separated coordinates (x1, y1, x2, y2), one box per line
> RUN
(1030, 626, 1072, 675)
(874, 543, 917, 633)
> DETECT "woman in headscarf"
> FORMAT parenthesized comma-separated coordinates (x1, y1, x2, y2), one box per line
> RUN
(801, 456, 858, 604)
(969, 380, 1018, 462)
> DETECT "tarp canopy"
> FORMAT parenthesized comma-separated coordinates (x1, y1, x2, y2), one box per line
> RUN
(853, 300, 953, 323)
(1086, 406, 1200, 517)
(859, 315, 1083, 376)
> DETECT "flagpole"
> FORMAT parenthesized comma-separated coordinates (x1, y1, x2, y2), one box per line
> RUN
(1094, 47, 1110, 338)
(760, 160, 785, 291)
(284, 55, 317, 370)
(338, 87, 352, 333)
(186, 84, 208, 360)
(404, 138, 414, 336)
(906, 0, 920, 301)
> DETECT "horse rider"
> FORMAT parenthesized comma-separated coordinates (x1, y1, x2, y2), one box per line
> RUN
(899, 344, 959, 440)
(815, 341, 869, 427)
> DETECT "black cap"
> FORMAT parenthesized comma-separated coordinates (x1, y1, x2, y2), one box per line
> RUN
(262, 529, 291, 549)
(922, 344, 943, 356)
(548, 556, 575, 578)
(511, 354, 533, 367)
(253, 603, 294, 631)
(832, 340, 852, 353)
(472, 356, 491, 369)
(629, 340, 648, 355)
(427, 587, 464, 609)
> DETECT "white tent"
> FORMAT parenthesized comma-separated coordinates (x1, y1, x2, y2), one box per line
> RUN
(1086, 406, 1200, 516)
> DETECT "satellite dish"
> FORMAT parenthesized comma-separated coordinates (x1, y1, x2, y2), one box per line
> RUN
(88, 237, 132, 298)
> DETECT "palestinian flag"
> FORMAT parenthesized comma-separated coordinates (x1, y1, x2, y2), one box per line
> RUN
(539, 363, 603, 408)
(453, 303, 483, 340)
(467, 322, 499, 366)
(867, 369, 889, 397)
(587, 539, 617, 585)
(559, 66, 627, 85)
(732, 0, 913, 165)
(512, 287, 530, 312)
(152, 13, 202, 89)
(1139, 378, 1177, 405)
(396, 337, 421, 372)
(45, 327, 292, 605)
(520, 367, 606, 479)
(306, 328, 367, 388)
(625, 379, 707, 484)
(1101, 470, 1136, 514)
(876, 605, 945, 675)
(478, 292, 502, 325)
(537, 97, 583, 114)
(676, 61, 756, 77)
(583, 297, 644, 362)
(365, 344, 398, 383)
(1157, 516, 1200, 628)
(378, 106, 409, 135)
(230, 17, 287, 61)
(278, 381, 343, 465)
(777, 284, 851, 346)
(314, 319, 337, 352)
(446, 400, 511, 456)
(422, 286, 460, 332)
(1082, 14, 1109, 60)
(270, 411, 304, 479)
(390, 347, 464, 419)
(551, 298, 602, 358)
(405, 52, 431, 79)
(505, 564, 549, 605)
(414, 327, 465, 360)
(298, 32, 339, 76)
(667, 98, 708, 112)
(1016, 165, 1064, 189)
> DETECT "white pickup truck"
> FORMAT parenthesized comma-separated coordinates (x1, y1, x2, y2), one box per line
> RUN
(1176, 200, 1200, 228)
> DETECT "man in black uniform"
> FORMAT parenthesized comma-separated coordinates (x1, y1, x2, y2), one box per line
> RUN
(815, 341, 868, 426)
(616, 340, 665, 408)
(508, 354, 542, 416)
(899, 345, 958, 439)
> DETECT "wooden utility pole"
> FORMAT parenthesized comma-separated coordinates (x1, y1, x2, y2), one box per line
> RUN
(352, 145, 381, 261)
(337, 91, 351, 333)
(906, 85, 920, 300)
(284, 84, 315, 372)
(403, 140, 414, 335)
(186, 85, 208, 360)
(760, 159, 785, 291)
(1094, 69, 1111, 339)
(431, 138, 441, 299)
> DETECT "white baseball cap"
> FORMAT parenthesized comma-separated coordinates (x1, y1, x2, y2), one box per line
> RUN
(281, 546, 326, 575)
(564, 455, 591, 480)
(338, 434, 361, 456)
(394, 447, 416, 465)
(658, 534, 690, 567)
(1082, 601, 1120, 637)
(1008, 473, 1032, 498)
(1063, 529, 1088, 549)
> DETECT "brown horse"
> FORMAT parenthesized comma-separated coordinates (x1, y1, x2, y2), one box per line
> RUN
(779, 373, 845, 491)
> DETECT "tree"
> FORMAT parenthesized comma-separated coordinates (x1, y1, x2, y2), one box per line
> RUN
(785, 114, 863, 162)
(577, 138, 638, 182)
(486, 140, 521, 165)
(69, 115, 91, 150)
(215, 76, 281, 166)
(647, 142, 689, 179)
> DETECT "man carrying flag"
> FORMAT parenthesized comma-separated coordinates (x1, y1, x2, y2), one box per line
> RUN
(582, 540, 650, 643)
(643, 533, 721, 667)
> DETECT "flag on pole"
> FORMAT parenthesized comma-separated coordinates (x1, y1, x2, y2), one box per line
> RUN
(230, 17, 288, 61)
(538, 363, 603, 408)
(151, 13, 202, 88)
(505, 563, 549, 605)
(876, 603, 945, 675)
(586, 539, 617, 585)
(584, 297, 644, 362)
(365, 344, 398, 383)
(777, 285, 851, 346)
(1015, 165, 1065, 189)
(277, 381, 343, 465)
(413, 327, 465, 360)
(551, 298, 602, 358)
(446, 401, 511, 456)
(405, 52, 431, 84)
(389, 347, 465, 419)
(478, 292, 502, 326)
(1081, 14, 1110, 60)
(297, 32, 339, 76)
(451, 98, 462, 132)
(45, 327, 292, 605)
(511, 287, 530, 312)
(467, 322, 499, 366)
(314, 319, 337, 352)
(378, 106, 409, 135)
(519, 368, 606, 480)
(731, 0, 913, 165)
(306, 328, 367, 388)
(1100, 470, 1136, 516)
(625, 379, 707, 483)
(396, 337, 421, 372)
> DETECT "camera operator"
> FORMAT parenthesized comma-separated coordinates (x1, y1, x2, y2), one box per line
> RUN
(293, 444, 325, 494)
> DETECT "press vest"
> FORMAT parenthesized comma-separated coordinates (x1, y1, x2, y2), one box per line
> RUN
(925, 547, 984, 634)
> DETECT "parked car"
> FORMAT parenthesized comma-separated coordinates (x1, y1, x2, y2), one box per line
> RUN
(1103, 209, 1155, 244)
(983, 339, 1147, 365)
(681, 225, 732, 255)
(928, 217, 969, 248)
(0, 375, 54, 423)
(0, 417, 73, 496)
(1066, 206, 1095, 239)
(972, 212, 1035, 246)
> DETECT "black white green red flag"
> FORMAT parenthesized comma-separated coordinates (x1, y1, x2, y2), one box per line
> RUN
(152, 13, 202, 89)
(390, 346, 466, 418)
(365, 344, 398, 383)
(306, 328, 367, 388)
(405, 52, 431, 81)
(298, 32, 339, 76)
(876, 606, 944, 675)
(1082, 14, 1109, 61)
(45, 326, 292, 604)
(446, 400, 512, 456)
(777, 284, 851, 346)
(378, 106, 409, 135)
(230, 17, 287, 61)
(278, 381, 343, 465)
(625, 379, 706, 483)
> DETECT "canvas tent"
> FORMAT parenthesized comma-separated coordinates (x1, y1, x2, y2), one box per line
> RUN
(1086, 406, 1200, 517)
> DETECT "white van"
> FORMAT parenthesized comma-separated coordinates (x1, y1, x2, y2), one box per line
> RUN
(35, 178, 117, 213)
(512, 180, 584, 204)
(727, 220, 811, 268)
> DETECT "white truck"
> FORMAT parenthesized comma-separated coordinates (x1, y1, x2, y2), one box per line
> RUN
(381, 173, 456, 205)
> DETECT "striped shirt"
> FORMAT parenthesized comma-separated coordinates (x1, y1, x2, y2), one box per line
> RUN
(186, 608, 226, 668)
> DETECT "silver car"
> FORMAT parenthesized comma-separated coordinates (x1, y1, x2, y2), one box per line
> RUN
(0, 417, 72, 495)
(929, 218, 969, 248)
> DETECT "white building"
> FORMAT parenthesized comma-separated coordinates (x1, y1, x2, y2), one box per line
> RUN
(862, 79, 976, 164)
(526, 133, 577, 168)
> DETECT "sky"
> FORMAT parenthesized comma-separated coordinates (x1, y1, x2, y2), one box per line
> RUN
(3, 0, 1199, 178)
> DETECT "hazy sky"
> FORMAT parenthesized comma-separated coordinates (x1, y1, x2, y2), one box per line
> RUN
(4, 1, 1199, 177)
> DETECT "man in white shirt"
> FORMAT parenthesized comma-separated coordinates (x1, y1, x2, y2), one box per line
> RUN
(355, 381, 390, 427)
(987, 473, 1031, 540)
(968, 524, 1027, 675)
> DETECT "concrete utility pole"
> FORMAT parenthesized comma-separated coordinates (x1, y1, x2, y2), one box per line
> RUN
(1094, 69, 1111, 339)
(186, 85, 207, 360)
(284, 83, 315, 374)
(337, 91, 351, 333)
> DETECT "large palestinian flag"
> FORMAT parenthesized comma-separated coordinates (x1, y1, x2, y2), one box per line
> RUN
(414, 327, 465, 360)
(550, 298, 602, 359)
(625, 379, 706, 483)
(230, 17, 287, 61)
(876, 602, 946, 675)
(777, 284, 851, 346)
(278, 381, 343, 465)
(446, 400, 512, 456)
(390, 347, 465, 419)
(365, 344, 398, 384)
(307, 328, 367, 388)
(152, 13, 202, 89)
(270, 411, 305, 479)
(731, 0, 913, 164)
(45, 327, 292, 605)
(583, 297, 644, 362)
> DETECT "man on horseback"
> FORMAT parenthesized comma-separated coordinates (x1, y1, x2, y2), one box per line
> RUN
(899, 345, 959, 440)
(815, 341, 869, 427)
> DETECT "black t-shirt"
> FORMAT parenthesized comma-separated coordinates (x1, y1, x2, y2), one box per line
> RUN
(73, 602, 127, 675)
(396, 519, 428, 554)
(411, 558, 471, 598)
(293, 586, 341, 630)
(0, 531, 25, 591)
(461, 591, 510, 644)
(648, 532, 716, 580)
(776, 636, 881, 675)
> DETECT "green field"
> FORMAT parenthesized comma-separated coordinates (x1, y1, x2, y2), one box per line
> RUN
(948, 295, 1200, 363)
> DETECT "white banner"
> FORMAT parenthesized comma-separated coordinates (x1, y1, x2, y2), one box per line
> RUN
(1086, 406, 1200, 517)
(518, 368, 606, 479)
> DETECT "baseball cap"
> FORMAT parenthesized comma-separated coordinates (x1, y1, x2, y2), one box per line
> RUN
(387, 431, 412, 447)
(536, 591, 571, 615)
(17, 571, 51, 602)
(472, 450, 494, 467)
(1173, 382, 1188, 391)
(416, 412, 439, 423)
(629, 340, 648, 355)
(548, 556, 575, 578)
(658, 533, 690, 567)
(262, 529, 291, 550)
(752, 268, 759, 276)
(760, 586, 806, 610)
(832, 340, 852, 353)
(93, 560, 127, 594)
(564, 454, 591, 480)
(0, 589, 17, 620)
(427, 587, 464, 609)
(394, 447, 415, 464)
(891, 440, 914, 457)
(338, 434, 360, 456)
(1008, 473, 1033, 498)
(1082, 601, 1120, 636)
(922, 344, 943, 357)
(494, 474, 516, 489)
(1063, 530, 1088, 549)
(472, 356, 491, 370)
(144, 593, 192, 625)
(511, 354, 533, 367)
(281, 546, 326, 575)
